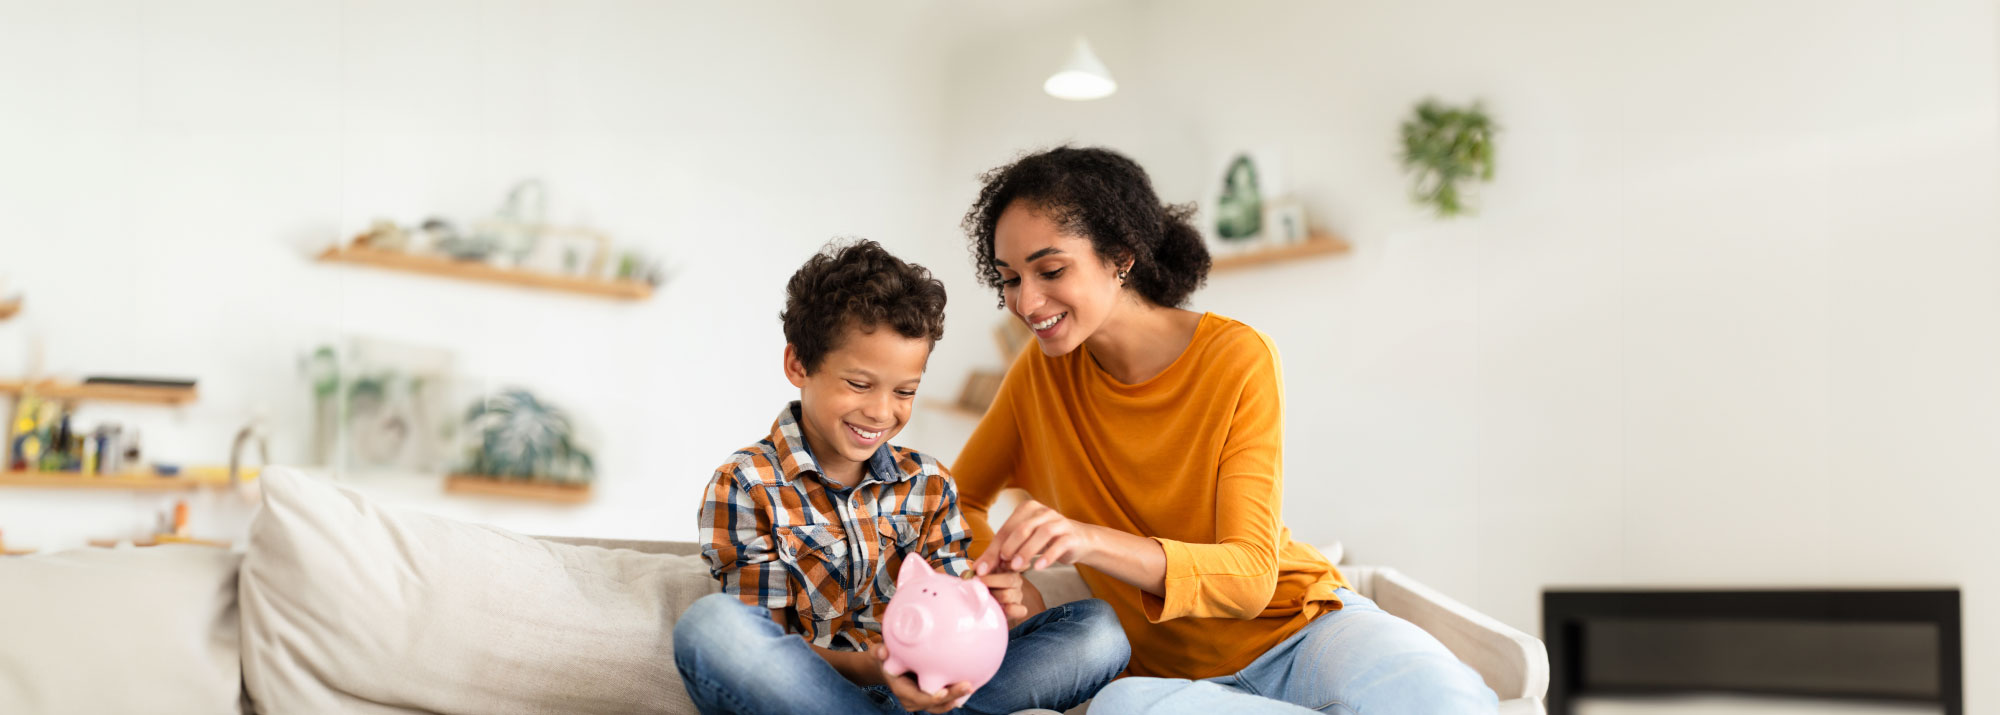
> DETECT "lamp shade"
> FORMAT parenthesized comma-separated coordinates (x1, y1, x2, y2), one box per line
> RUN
(1044, 37, 1116, 101)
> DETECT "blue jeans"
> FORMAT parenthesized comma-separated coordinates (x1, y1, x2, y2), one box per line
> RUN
(1088, 588, 1497, 714)
(674, 593, 1130, 715)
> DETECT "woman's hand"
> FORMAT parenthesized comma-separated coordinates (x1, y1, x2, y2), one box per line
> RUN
(974, 498, 1099, 574)
(868, 643, 976, 713)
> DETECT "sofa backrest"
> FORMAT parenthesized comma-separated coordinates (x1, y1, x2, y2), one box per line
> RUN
(536, 535, 702, 557)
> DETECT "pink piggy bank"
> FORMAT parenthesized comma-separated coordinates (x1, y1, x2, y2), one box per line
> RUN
(880, 557, 1009, 706)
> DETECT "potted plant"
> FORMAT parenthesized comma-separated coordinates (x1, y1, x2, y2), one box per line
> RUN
(459, 388, 594, 485)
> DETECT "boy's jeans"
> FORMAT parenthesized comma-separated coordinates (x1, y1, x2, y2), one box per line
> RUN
(1086, 588, 1499, 714)
(674, 593, 1129, 715)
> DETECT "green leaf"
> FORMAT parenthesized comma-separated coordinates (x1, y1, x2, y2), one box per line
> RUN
(1399, 98, 1498, 218)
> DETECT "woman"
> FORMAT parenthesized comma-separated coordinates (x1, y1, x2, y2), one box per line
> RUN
(953, 147, 1497, 714)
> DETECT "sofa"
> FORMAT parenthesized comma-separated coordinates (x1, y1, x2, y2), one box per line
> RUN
(0, 467, 1546, 714)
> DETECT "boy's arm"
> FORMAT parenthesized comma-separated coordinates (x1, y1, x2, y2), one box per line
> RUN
(698, 467, 792, 613)
(812, 644, 885, 686)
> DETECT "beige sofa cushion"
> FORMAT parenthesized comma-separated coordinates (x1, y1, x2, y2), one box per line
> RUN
(239, 467, 717, 714)
(0, 545, 243, 715)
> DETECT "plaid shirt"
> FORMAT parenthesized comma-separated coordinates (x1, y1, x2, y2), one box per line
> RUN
(698, 402, 972, 651)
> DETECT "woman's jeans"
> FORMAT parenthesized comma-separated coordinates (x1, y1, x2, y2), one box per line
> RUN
(1087, 588, 1498, 714)
(673, 593, 1130, 715)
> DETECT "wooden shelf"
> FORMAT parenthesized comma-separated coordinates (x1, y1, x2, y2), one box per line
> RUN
(923, 400, 986, 421)
(94, 535, 231, 548)
(445, 474, 593, 503)
(0, 379, 197, 405)
(85, 537, 232, 549)
(1210, 233, 1352, 271)
(318, 245, 653, 300)
(0, 470, 246, 491)
(0, 297, 19, 321)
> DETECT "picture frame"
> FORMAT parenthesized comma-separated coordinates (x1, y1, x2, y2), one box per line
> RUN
(513, 224, 611, 277)
(315, 338, 457, 474)
(1201, 147, 1287, 257)
(1262, 198, 1309, 245)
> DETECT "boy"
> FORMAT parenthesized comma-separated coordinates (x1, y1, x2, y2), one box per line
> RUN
(673, 240, 1128, 715)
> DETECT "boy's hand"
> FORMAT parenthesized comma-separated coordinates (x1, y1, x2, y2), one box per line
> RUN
(972, 569, 1032, 627)
(868, 644, 975, 713)
(974, 498, 1098, 574)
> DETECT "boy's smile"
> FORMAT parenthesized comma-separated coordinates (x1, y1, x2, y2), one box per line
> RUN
(784, 322, 931, 487)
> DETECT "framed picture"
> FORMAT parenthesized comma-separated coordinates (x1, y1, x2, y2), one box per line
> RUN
(1214, 153, 1265, 243)
(515, 225, 611, 277)
(1262, 199, 1309, 244)
(1201, 147, 1287, 257)
(307, 338, 457, 474)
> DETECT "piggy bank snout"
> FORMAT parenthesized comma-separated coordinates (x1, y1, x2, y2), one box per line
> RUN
(887, 603, 934, 643)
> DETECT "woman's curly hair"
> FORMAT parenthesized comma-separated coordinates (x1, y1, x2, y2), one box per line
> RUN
(782, 238, 947, 374)
(962, 146, 1210, 308)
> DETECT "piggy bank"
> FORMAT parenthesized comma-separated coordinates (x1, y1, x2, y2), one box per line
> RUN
(880, 557, 1009, 706)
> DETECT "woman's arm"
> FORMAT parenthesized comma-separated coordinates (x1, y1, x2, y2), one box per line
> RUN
(1076, 523, 1167, 595)
(979, 336, 1288, 620)
(1135, 337, 1289, 621)
(977, 499, 1167, 596)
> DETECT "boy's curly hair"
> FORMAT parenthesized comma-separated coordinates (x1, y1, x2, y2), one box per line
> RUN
(962, 146, 1211, 309)
(782, 238, 948, 374)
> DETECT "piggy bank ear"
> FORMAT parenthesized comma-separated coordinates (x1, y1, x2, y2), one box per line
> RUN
(898, 556, 936, 586)
(959, 578, 995, 611)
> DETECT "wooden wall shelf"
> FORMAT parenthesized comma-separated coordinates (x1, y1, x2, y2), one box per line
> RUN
(445, 474, 593, 503)
(1210, 233, 1352, 272)
(0, 470, 244, 491)
(0, 380, 197, 405)
(84, 537, 231, 549)
(923, 400, 986, 421)
(318, 245, 653, 300)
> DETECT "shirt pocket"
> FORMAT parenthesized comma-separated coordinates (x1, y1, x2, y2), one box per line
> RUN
(873, 514, 930, 601)
(778, 524, 851, 621)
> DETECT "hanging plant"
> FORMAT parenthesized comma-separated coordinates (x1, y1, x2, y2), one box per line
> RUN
(1399, 99, 1497, 218)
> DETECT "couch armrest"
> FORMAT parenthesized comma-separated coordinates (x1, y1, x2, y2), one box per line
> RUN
(1351, 566, 1548, 703)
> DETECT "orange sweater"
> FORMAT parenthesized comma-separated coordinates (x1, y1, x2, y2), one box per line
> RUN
(955, 312, 1346, 679)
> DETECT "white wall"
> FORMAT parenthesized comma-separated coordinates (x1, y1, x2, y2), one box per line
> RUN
(0, 0, 960, 545)
(931, 0, 2000, 709)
